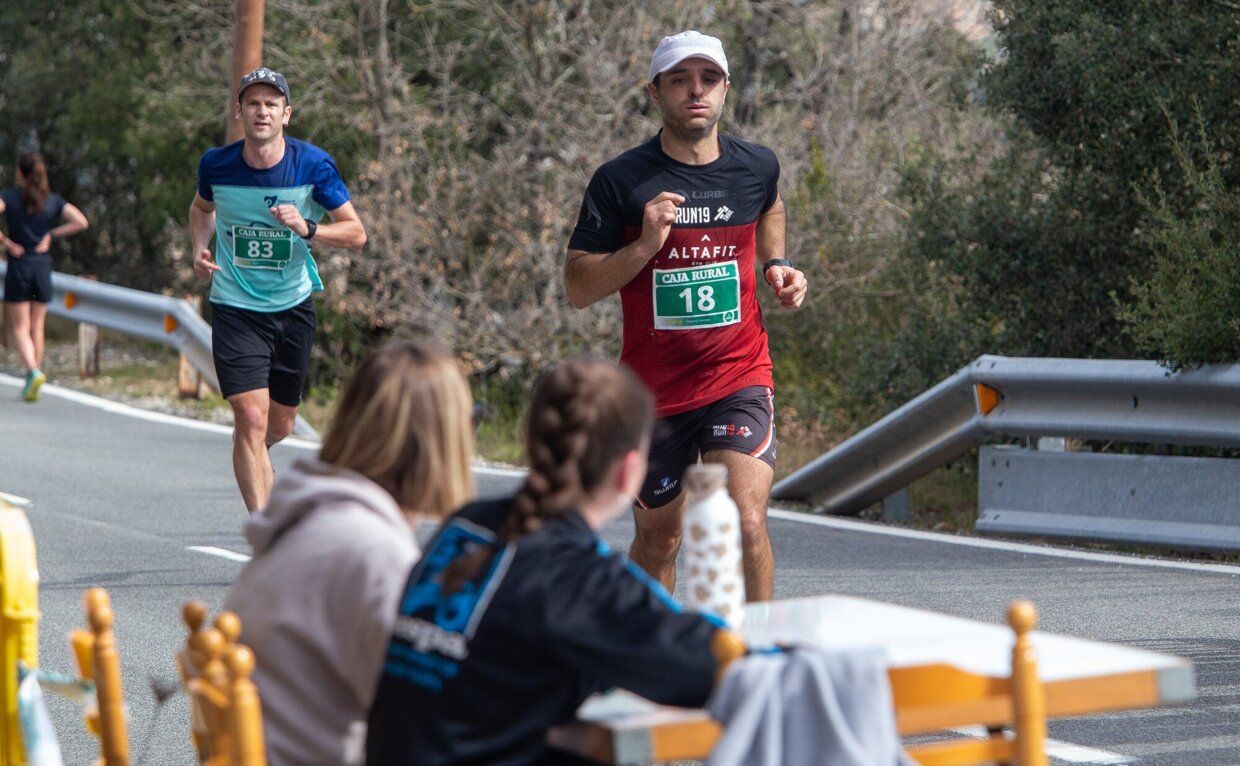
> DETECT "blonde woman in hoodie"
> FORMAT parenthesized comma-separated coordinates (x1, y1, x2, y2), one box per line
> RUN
(223, 340, 475, 766)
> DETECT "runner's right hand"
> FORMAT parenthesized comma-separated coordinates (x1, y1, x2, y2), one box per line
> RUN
(639, 192, 685, 256)
(3, 240, 23, 258)
(194, 248, 221, 279)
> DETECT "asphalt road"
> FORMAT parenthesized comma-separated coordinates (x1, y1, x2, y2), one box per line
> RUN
(2, 375, 1237, 765)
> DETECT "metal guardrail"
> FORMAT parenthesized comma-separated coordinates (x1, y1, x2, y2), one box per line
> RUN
(976, 445, 1240, 552)
(771, 355, 1240, 515)
(0, 262, 318, 439)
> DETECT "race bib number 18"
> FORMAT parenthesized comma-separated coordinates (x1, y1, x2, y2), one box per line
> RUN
(652, 261, 741, 330)
(233, 226, 294, 270)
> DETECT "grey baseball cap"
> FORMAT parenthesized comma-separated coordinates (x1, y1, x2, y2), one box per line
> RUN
(237, 67, 291, 103)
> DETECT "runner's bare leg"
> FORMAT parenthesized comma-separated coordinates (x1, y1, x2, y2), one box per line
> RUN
(266, 400, 298, 447)
(7, 302, 38, 371)
(630, 492, 689, 594)
(229, 388, 274, 512)
(703, 449, 774, 601)
(29, 301, 47, 369)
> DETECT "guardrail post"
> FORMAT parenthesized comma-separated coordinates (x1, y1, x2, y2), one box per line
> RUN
(78, 275, 101, 378)
(178, 295, 204, 399)
(881, 488, 911, 522)
(0, 495, 41, 765)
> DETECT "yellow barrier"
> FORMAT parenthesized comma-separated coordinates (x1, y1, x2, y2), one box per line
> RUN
(0, 496, 40, 765)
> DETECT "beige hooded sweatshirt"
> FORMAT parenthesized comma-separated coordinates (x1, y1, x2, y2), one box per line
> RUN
(223, 457, 419, 766)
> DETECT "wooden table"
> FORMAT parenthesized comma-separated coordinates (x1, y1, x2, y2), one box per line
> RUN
(548, 595, 1195, 765)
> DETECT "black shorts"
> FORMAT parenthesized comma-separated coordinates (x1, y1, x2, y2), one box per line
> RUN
(3, 254, 53, 303)
(637, 385, 777, 509)
(210, 298, 316, 406)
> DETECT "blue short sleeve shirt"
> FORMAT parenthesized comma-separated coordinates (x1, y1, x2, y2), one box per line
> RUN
(197, 137, 351, 312)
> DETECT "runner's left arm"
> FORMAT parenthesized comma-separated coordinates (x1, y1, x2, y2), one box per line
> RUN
(269, 201, 367, 251)
(47, 203, 89, 242)
(757, 194, 807, 309)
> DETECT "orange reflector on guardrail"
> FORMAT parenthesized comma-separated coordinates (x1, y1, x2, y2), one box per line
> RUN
(974, 383, 1002, 415)
(164, 314, 178, 333)
(65, 292, 78, 308)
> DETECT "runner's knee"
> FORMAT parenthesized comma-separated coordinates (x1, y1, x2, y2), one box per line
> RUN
(633, 522, 683, 564)
(232, 402, 268, 439)
(266, 418, 294, 444)
(737, 503, 770, 544)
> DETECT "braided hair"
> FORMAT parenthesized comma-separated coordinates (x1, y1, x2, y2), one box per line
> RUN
(441, 358, 652, 595)
(505, 358, 654, 541)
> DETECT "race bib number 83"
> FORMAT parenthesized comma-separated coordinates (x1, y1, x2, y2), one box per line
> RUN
(233, 226, 294, 270)
(653, 261, 741, 330)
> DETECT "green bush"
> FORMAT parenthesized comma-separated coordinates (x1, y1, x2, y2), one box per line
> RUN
(847, 0, 1239, 419)
(1121, 124, 1240, 370)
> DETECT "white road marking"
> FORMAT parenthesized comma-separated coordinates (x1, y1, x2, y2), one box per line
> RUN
(187, 546, 252, 563)
(7, 372, 1239, 576)
(950, 727, 1131, 764)
(0, 492, 32, 508)
(1046, 739, 1133, 764)
(0, 373, 320, 449)
(474, 465, 528, 478)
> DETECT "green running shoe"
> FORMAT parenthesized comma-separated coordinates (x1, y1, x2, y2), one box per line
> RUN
(22, 370, 46, 402)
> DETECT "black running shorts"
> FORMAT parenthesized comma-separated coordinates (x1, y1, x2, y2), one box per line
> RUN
(210, 298, 316, 406)
(637, 385, 777, 509)
(3, 254, 53, 303)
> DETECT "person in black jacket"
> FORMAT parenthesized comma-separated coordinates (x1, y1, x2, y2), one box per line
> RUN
(367, 358, 736, 766)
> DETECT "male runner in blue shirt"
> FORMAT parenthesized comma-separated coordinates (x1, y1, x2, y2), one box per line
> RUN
(189, 67, 367, 512)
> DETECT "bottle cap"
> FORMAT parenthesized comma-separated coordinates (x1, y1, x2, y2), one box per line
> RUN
(684, 463, 728, 497)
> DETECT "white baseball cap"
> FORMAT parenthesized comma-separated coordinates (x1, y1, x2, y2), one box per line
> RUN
(648, 31, 729, 83)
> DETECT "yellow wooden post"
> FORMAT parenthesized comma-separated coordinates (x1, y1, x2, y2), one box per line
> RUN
(227, 646, 267, 766)
(199, 628, 233, 760)
(0, 496, 41, 765)
(214, 611, 241, 648)
(180, 600, 209, 677)
(178, 601, 211, 760)
(86, 589, 130, 766)
(710, 629, 746, 681)
(1008, 600, 1049, 766)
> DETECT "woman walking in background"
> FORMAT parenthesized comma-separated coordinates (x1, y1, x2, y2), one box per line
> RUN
(0, 152, 89, 401)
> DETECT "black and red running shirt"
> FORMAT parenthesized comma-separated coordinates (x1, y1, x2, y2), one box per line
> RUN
(569, 132, 780, 416)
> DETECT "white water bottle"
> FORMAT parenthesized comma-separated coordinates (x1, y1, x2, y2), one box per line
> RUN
(681, 464, 745, 628)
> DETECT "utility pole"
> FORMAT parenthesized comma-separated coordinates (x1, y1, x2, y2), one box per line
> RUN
(226, 0, 265, 143)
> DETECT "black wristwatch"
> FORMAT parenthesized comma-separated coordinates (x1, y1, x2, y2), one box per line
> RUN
(762, 258, 794, 273)
(303, 219, 318, 241)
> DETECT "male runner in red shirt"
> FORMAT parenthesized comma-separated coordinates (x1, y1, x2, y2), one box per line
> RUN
(565, 31, 808, 601)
